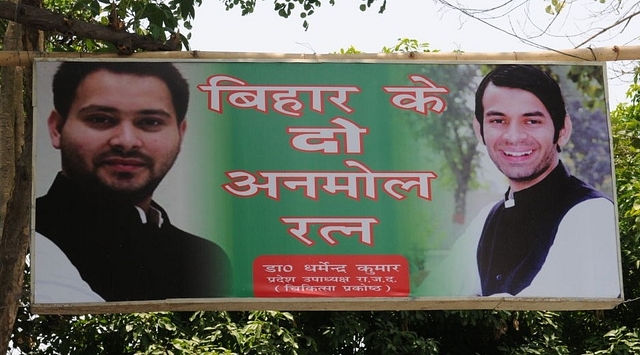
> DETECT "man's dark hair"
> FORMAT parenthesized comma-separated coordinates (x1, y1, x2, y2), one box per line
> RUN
(52, 61, 190, 124)
(474, 65, 567, 143)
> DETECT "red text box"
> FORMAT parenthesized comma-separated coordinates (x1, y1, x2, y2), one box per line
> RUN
(253, 255, 410, 297)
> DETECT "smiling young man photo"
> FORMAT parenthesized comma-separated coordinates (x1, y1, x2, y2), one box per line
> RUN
(34, 61, 230, 303)
(423, 65, 620, 298)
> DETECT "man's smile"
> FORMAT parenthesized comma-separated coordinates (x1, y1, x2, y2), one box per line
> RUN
(502, 149, 533, 157)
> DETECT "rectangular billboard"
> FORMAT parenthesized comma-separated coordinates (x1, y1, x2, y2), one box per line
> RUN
(31, 59, 623, 312)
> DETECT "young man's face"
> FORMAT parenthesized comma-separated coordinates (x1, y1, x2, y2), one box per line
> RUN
(48, 69, 187, 203)
(473, 83, 571, 192)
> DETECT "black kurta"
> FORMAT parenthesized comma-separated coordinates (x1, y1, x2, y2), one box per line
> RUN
(476, 162, 607, 296)
(36, 173, 231, 301)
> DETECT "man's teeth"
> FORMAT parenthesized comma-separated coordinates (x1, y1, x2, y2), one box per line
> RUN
(504, 150, 533, 157)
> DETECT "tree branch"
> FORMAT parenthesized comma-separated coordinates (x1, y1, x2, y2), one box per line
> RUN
(574, 9, 640, 49)
(0, 1, 179, 53)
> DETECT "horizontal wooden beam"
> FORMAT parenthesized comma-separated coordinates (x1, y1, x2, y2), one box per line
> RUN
(31, 296, 623, 315)
(2, 45, 640, 67)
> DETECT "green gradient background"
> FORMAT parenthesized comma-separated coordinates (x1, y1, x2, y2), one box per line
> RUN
(180, 62, 452, 297)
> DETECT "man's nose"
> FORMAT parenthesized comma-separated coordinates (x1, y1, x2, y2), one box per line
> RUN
(503, 123, 527, 143)
(108, 123, 142, 150)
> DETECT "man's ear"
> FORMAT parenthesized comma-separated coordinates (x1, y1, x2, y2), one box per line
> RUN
(557, 114, 572, 148)
(176, 119, 187, 153)
(472, 118, 485, 144)
(179, 119, 187, 139)
(47, 111, 64, 149)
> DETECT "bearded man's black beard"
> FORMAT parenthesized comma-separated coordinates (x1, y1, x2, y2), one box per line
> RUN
(65, 171, 161, 204)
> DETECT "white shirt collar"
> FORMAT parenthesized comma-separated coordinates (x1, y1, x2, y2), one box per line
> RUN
(134, 205, 164, 227)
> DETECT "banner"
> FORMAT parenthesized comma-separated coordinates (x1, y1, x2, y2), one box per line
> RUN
(32, 59, 623, 312)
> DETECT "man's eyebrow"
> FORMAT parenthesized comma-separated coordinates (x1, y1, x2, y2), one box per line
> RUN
(484, 110, 547, 117)
(77, 105, 118, 114)
(137, 109, 172, 118)
(484, 110, 505, 116)
(523, 111, 546, 117)
(76, 105, 172, 117)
